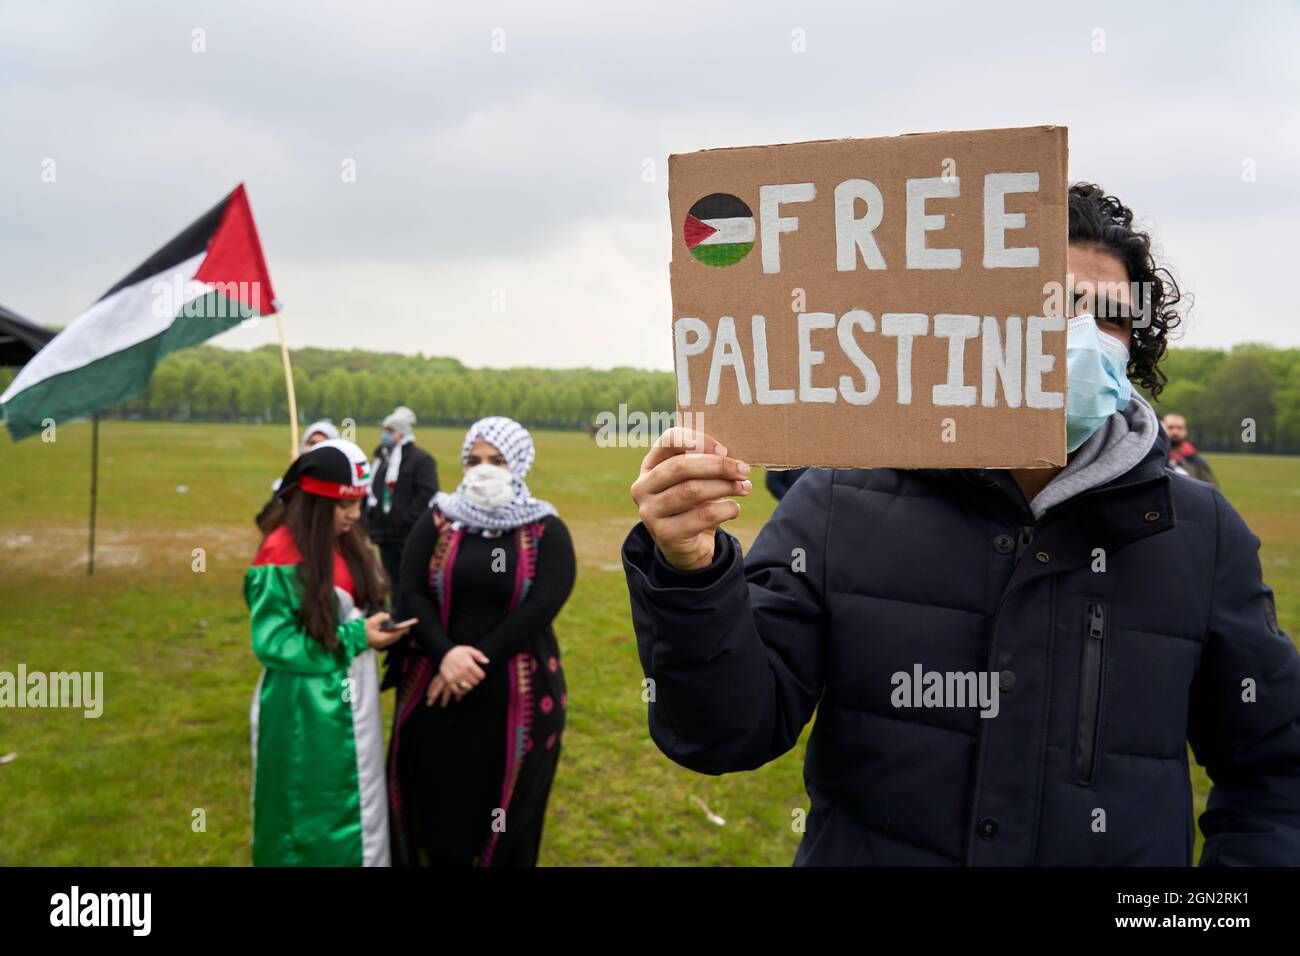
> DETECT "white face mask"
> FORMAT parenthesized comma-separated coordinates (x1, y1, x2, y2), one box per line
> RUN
(461, 463, 516, 509)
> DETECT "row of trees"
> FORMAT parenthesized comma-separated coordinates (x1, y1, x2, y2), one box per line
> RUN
(21, 345, 678, 433)
(2, 342, 1295, 452)
(1143, 346, 1300, 453)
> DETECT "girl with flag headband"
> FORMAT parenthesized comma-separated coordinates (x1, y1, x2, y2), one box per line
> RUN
(386, 417, 576, 866)
(247, 438, 413, 866)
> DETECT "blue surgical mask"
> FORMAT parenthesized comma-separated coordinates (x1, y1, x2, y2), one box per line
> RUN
(379, 431, 396, 449)
(1065, 314, 1131, 452)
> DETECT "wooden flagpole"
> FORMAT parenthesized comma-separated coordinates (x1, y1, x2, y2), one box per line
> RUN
(275, 310, 299, 459)
(87, 413, 99, 576)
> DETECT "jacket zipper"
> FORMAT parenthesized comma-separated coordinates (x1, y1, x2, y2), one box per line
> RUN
(1075, 602, 1106, 784)
(1014, 525, 1035, 561)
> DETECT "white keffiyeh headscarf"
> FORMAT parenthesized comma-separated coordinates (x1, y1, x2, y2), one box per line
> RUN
(432, 417, 557, 534)
(271, 420, 342, 491)
(300, 419, 340, 451)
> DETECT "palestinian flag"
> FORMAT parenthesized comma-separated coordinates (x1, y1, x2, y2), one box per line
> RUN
(683, 193, 755, 267)
(1, 184, 279, 441)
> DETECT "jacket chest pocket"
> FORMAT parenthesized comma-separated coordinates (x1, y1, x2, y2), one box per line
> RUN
(1074, 601, 1107, 785)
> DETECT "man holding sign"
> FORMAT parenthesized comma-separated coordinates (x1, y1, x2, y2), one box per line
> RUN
(622, 128, 1300, 866)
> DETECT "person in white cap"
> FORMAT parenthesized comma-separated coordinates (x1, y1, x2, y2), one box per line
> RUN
(256, 419, 343, 533)
(364, 406, 440, 597)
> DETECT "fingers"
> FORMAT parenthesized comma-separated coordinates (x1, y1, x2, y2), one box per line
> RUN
(653, 499, 743, 540)
(431, 647, 489, 703)
(444, 665, 485, 689)
(427, 676, 459, 708)
(426, 675, 444, 707)
(638, 428, 728, 475)
(376, 625, 411, 647)
(367, 624, 399, 650)
(455, 663, 486, 685)
(637, 477, 751, 520)
(631, 457, 751, 541)
(631, 435, 750, 539)
(634, 450, 750, 495)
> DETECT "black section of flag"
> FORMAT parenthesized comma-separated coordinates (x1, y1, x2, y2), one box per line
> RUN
(688, 193, 752, 221)
(96, 189, 233, 303)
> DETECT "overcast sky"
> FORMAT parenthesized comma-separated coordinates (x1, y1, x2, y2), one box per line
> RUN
(2, 0, 1297, 370)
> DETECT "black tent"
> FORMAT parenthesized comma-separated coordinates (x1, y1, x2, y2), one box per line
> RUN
(0, 303, 55, 366)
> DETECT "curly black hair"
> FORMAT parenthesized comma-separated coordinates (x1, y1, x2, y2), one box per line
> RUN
(1067, 183, 1182, 398)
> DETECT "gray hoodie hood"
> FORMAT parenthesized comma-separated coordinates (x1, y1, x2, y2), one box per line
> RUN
(1030, 392, 1161, 520)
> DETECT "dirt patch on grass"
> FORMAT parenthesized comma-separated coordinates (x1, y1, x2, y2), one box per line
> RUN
(5, 513, 772, 581)
(0, 524, 261, 577)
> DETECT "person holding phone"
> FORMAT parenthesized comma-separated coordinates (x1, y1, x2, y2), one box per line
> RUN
(248, 438, 414, 866)
(622, 183, 1300, 866)
(386, 417, 575, 867)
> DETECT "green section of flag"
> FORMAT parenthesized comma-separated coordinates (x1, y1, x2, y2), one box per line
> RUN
(2, 291, 248, 441)
(689, 241, 753, 268)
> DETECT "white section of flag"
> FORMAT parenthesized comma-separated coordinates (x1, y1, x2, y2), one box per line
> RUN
(698, 216, 756, 245)
(1, 252, 209, 404)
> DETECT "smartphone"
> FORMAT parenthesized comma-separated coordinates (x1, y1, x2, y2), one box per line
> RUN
(380, 617, 418, 631)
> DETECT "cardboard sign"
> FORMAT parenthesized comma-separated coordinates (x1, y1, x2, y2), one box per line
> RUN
(668, 125, 1069, 469)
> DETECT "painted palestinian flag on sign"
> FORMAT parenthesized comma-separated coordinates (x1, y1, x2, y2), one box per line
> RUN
(0, 184, 279, 440)
(683, 193, 755, 267)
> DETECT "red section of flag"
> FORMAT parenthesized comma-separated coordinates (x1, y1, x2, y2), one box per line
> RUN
(194, 183, 280, 316)
(682, 214, 717, 249)
(252, 525, 302, 567)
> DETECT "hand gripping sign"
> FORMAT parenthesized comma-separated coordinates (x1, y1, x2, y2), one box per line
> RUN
(669, 125, 1069, 469)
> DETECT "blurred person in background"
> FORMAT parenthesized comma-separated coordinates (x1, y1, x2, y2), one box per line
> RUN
(1163, 412, 1219, 487)
(364, 405, 440, 602)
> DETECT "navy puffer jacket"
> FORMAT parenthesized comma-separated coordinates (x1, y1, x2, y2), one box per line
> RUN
(622, 428, 1300, 866)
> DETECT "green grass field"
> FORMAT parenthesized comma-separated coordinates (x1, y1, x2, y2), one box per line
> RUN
(1, 422, 1297, 865)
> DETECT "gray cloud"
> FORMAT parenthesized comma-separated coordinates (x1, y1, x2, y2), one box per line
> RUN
(1, 0, 1297, 367)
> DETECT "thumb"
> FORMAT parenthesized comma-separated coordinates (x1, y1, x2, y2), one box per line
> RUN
(471, 648, 491, 664)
